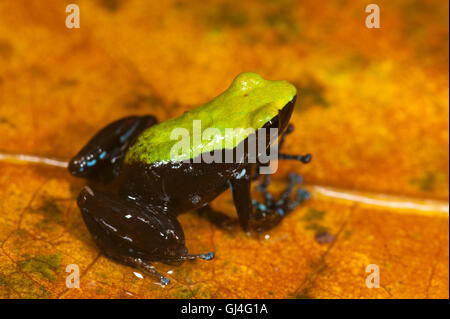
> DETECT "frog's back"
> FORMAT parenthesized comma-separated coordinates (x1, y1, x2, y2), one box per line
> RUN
(124, 72, 296, 165)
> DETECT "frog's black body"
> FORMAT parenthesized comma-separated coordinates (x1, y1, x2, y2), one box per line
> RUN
(70, 97, 311, 284)
(117, 100, 294, 220)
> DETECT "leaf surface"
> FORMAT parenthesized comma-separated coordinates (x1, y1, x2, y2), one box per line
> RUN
(0, 0, 448, 299)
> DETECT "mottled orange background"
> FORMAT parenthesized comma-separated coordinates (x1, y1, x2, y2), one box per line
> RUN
(0, 0, 448, 298)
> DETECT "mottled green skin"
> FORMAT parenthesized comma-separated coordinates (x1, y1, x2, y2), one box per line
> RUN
(124, 72, 297, 164)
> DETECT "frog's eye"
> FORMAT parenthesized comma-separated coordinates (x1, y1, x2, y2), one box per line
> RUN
(231, 72, 263, 91)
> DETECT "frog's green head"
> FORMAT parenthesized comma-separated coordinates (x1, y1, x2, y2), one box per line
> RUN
(213, 72, 297, 133)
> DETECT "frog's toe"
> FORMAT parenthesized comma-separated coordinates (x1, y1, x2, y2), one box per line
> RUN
(204, 252, 215, 260)
(279, 153, 312, 163)
(161, 276, 171, 285)
(179, 251, 215, 261)
(133, 258, 171, 285)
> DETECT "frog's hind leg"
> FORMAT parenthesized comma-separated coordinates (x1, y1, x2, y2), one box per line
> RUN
(69, 115, 157, 182)
(77, 186, 213, 285)
(76, 186, 171, 285)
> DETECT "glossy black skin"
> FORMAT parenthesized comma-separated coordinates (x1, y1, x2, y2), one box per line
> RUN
(70, 97, 311, 284)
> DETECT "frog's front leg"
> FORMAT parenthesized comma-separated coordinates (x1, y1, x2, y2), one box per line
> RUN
(277, 123, 312, 163)
(77, 187, 213, 285)
(69, 115, 157, 182)
(252, 123, 311, 181)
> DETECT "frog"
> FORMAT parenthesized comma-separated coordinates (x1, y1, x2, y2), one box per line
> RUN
(69, 72, 311, 285)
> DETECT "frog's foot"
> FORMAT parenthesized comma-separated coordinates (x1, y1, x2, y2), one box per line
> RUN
(197, 205, 239, 231)
(69, 115, 157, 182)
(251, 173, 310, 232)
(127, 257, 171, 286)
(126, 253, 214, 285)
(123, 252, 214, 285)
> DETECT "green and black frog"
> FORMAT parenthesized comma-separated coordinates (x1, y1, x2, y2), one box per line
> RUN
(69, 72, 311, 284)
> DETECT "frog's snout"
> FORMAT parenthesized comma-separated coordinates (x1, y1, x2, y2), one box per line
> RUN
(68, 157, 85, 176)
